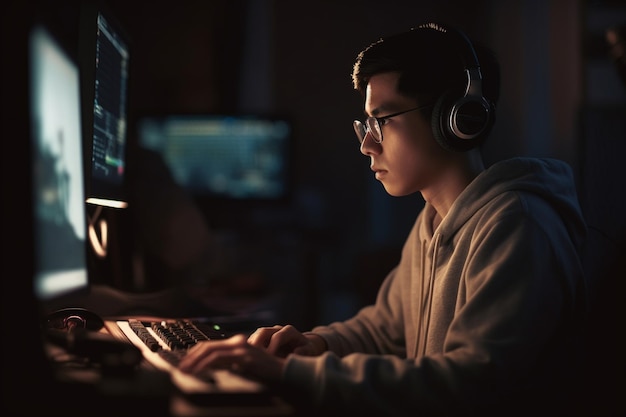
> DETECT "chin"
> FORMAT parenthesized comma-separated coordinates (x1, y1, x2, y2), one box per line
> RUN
(382, 184, 416, 198)
(382, 186, 403, 197)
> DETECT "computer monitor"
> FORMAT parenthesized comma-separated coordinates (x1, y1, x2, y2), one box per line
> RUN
(136, 114, 293, 203)
(79, 1, 131, 259)
(79, 1, 130, 210)
(29, 22, 89, 310)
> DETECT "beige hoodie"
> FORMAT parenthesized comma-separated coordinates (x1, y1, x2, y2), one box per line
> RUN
(283, 157, 588, 416)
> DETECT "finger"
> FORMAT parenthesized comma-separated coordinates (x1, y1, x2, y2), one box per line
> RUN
(178, 343, 211, 372)
(266, 325, 306, 356)
(179, 335, 246, 371)
(184, 348, 236, 374)
(183, 347, 246, 374)
(247, 325, 283, 348)
(292, 344, 316, 356)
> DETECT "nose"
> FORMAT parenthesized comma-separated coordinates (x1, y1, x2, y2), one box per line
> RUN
(360, 131, 380, 156)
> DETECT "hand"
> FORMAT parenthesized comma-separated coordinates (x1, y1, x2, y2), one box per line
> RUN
(247, 325, 327, 357)
(178, 334, 285, 383)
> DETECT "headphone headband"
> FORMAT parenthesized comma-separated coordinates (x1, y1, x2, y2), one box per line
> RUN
(417, 23, 481, 71)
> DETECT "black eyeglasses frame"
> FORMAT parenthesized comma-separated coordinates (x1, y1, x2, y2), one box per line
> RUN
(353, 104, 433, 144)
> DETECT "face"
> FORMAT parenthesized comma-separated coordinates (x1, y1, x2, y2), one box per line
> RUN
(360, 71, 451, 197)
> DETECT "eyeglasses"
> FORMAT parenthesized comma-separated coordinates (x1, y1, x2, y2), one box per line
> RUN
(353, 104, 432, 144)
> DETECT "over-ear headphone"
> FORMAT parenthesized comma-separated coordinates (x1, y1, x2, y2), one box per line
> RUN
(418, 23, 495, 152)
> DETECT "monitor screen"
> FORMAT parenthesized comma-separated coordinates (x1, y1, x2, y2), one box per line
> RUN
(80, 3, 130, 209)
(29, 23, 89, 305)
(137, 115, 293, 202)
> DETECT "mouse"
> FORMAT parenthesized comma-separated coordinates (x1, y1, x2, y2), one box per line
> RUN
(44, 307, 105, 332)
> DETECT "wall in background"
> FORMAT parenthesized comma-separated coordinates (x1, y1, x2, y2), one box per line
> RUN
(96, 0, 624, 326)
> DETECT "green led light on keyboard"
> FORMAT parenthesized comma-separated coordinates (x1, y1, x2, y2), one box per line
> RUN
(213, 324, 221, 331)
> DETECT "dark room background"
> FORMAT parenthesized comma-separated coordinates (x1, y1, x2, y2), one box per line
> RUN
(5, 0, 625, 331)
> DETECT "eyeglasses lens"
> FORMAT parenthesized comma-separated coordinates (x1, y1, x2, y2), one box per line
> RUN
(353, 118, 381, 144)
(353, 120, 365, 143)
(366, 118, 381, 142)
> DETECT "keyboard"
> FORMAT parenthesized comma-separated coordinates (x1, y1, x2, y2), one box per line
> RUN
(112, 318, 267, 395)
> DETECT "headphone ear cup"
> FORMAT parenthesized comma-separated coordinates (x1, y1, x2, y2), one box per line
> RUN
(431, 89, 493, 152)
(431, 89, 462, 152)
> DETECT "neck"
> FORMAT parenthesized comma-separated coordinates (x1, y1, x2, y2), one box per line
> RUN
(422, 150, 485, 222)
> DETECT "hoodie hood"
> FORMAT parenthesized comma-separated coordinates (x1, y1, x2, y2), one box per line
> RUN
(439, 157, 586, 250)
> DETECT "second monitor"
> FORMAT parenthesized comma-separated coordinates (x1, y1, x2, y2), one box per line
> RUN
(136, 114, 293, 203)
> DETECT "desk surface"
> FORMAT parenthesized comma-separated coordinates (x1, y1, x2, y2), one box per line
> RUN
(34, 331, 296, 417)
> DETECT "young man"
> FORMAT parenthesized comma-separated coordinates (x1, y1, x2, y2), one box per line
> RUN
(179, 23, 588, 416)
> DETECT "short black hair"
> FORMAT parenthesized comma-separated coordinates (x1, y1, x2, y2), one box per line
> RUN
(352, 23, 500, 108)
